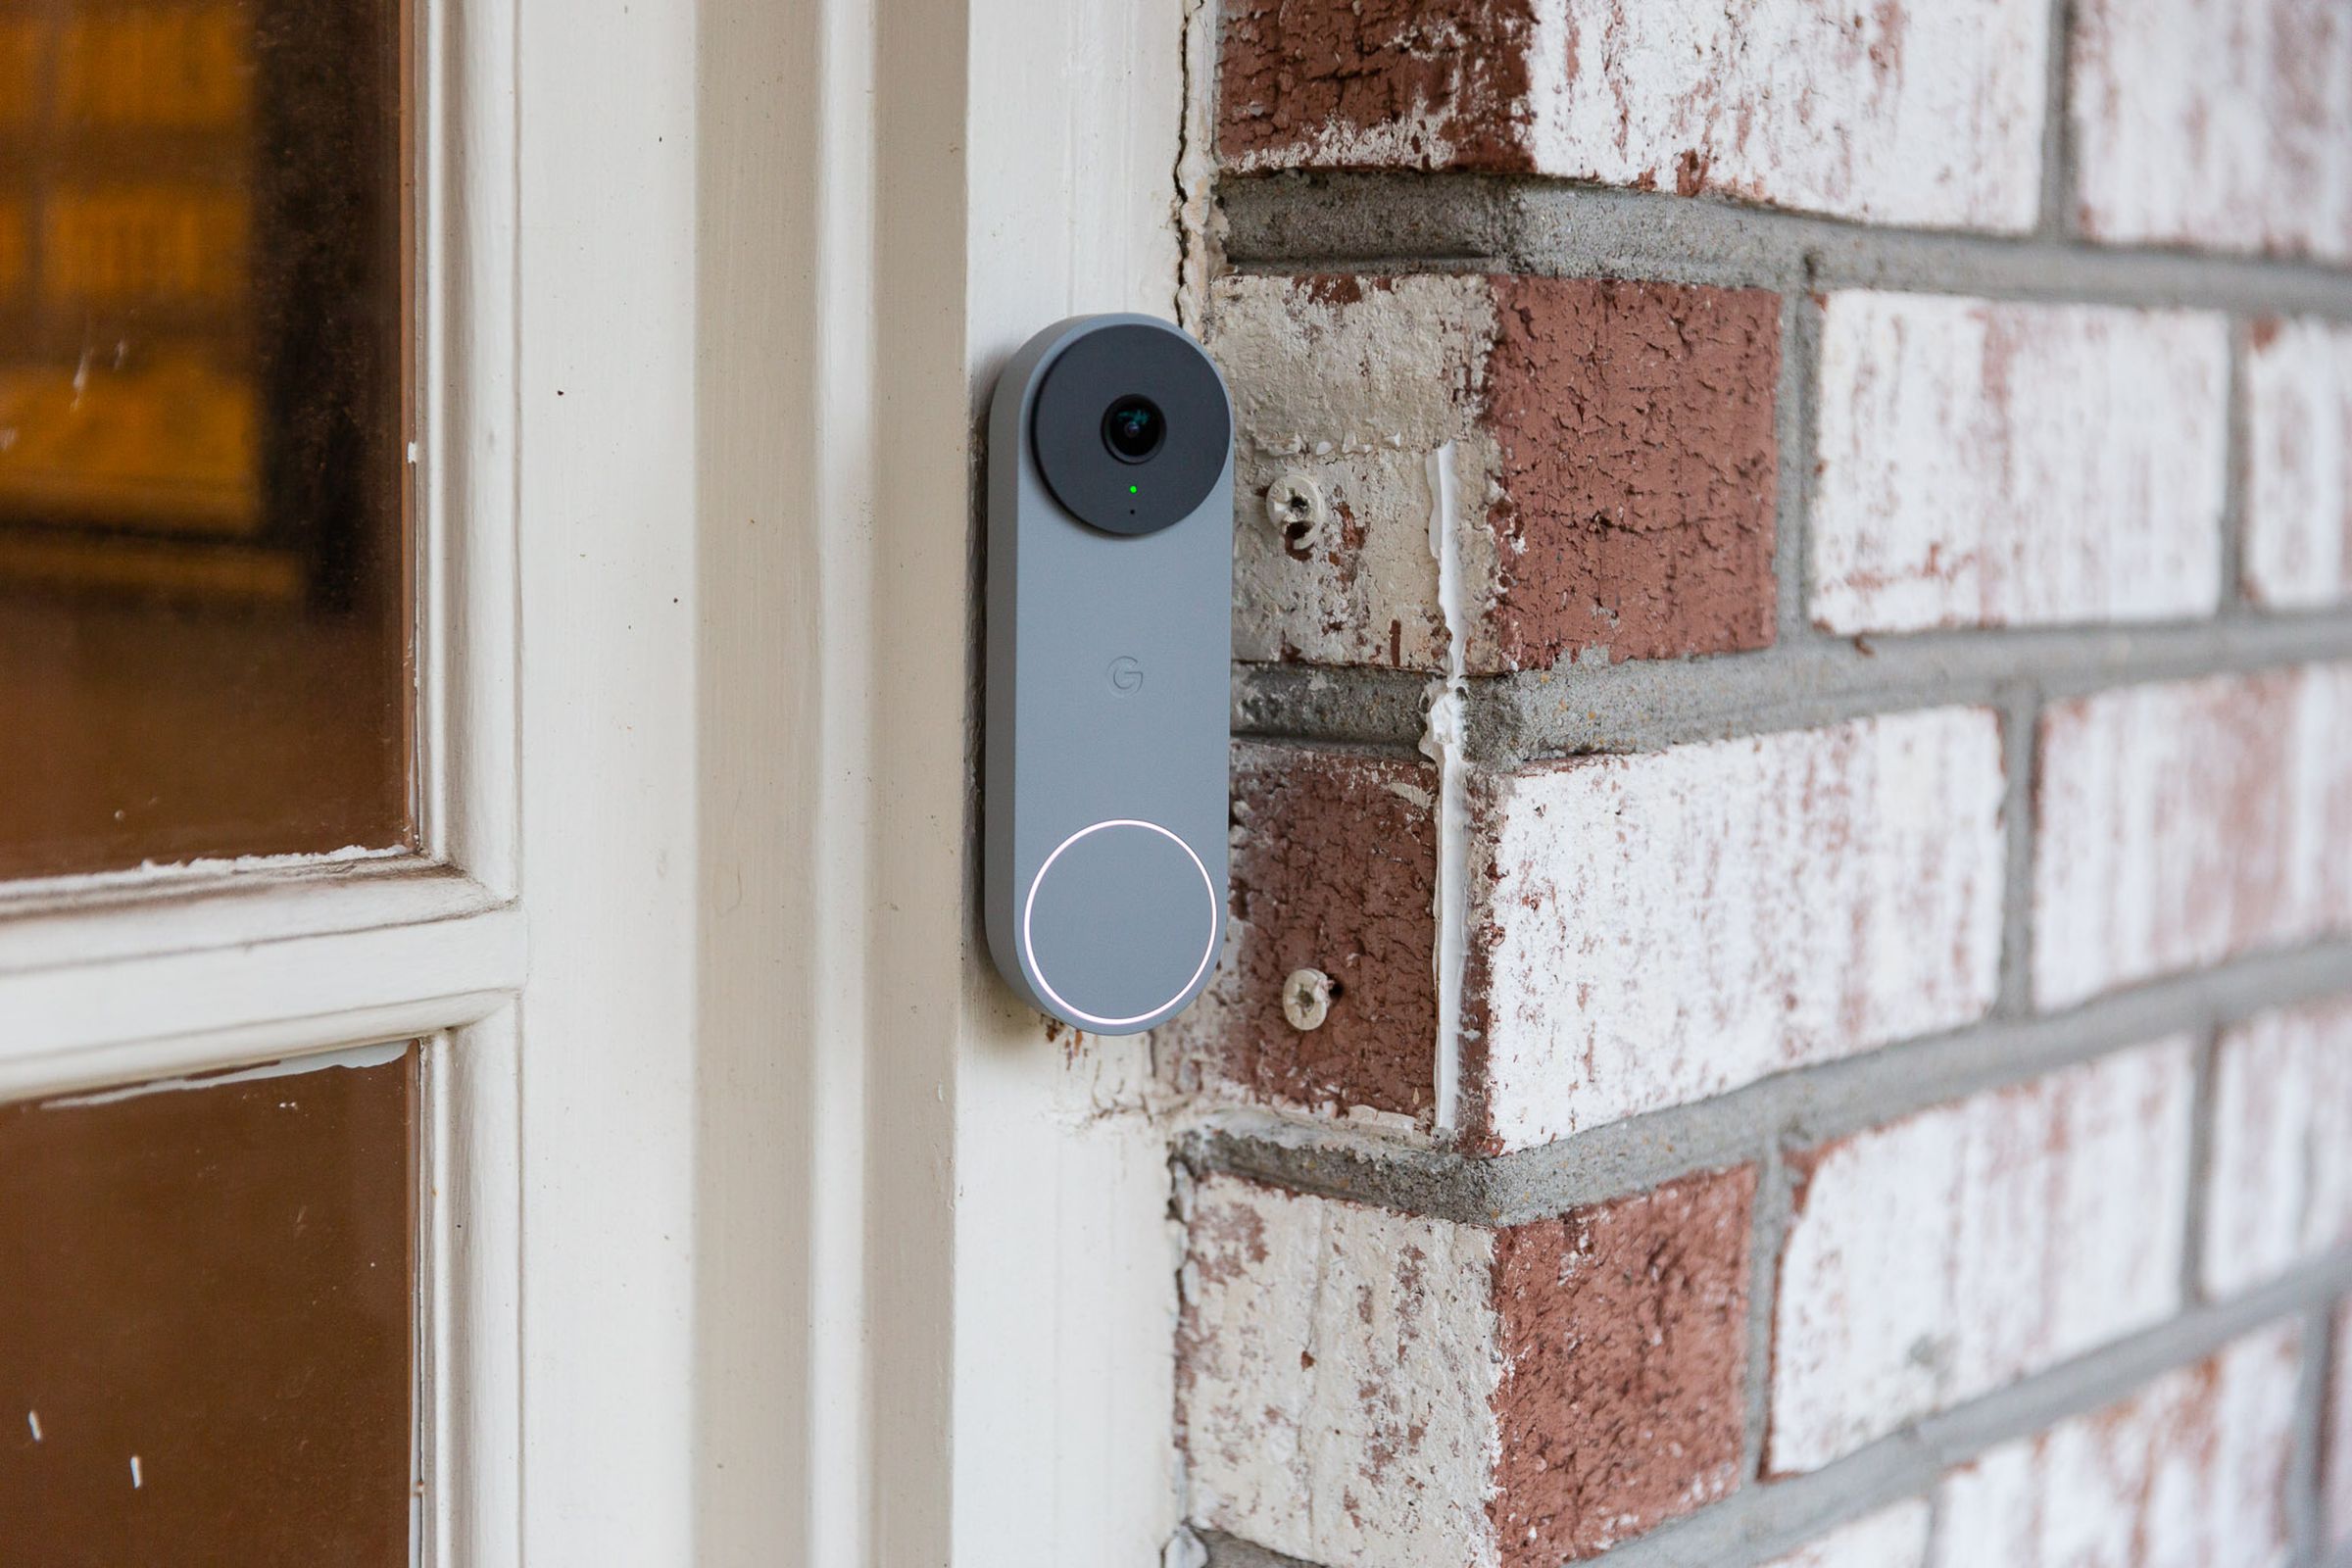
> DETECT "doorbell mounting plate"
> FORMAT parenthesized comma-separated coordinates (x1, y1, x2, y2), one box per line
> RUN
(984, 316, 1234, 1035)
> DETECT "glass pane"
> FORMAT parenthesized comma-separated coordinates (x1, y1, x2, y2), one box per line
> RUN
(0, 1043, 416, 1559)
(0, 0, 410, 879)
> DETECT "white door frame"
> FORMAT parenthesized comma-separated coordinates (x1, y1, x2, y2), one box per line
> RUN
(526, 0, 1194, 1560)
(0, 0, 1193, 1558)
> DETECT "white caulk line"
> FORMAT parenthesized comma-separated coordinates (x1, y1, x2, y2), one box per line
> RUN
(26, 1410, 39, 1442)
(1424, 442, 1470, 1136)
(129, 1454, 142, 1488)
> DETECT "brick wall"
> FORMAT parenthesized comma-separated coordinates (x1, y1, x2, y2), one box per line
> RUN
(1168, 1, 2352, 1563)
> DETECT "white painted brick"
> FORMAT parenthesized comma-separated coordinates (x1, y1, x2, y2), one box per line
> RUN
(1932, 1324, 2301, 1568)
(1178, 1174, 1503, 1568)
(1811, 294, 2228, 634)
(1535, 1, 2048, 229)
(1203, 273, 1501, 673)
(1770, 1041, 2195, 1473)
(2034, 664, 2352, 1010)
(2246, 318, 2352, 609)
(1474, 708, 2004, 1150)
(1759, 1501, 1932, 1568)
(2073, 0, 2352, 260)
(1227, 0, 2049, 230)
(2205, 996, 2352, 1296)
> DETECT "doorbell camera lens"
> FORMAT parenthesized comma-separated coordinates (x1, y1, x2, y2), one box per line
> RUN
(1030, 322, 1230, 537)
(1102, 396, 1165, 463)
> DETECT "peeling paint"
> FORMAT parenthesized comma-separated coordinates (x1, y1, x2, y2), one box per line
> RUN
(2074, 0, 2352, 259)
(1812, 293, 2228, 634)
(2034, 663, 2352, 1008)
(42, 1040, 411, 1110)
(1771, 1042, 2195, 1472)
(1472, 708, 2006, 1149)
(1178, 1174, 1506, 1568)
(1206, 273, 1501, 672)
(1158, 744, 1442, 1123)
(2245, 318, 2352, 608)
(1206, 272, 1780, 671)
(2202, 994, 2352, 1295)
(1933, 1325, 2299, 1565)
(1218, 0, 2047, 230)
(1759, 1501, 1932, 1568)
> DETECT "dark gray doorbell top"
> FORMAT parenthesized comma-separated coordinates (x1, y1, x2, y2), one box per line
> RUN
(984, 316, 1234, 1035)
(1030, 323, 1231, 535)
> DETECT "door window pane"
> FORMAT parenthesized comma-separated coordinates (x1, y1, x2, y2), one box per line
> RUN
(0, 0, 410, 879)
(0, 1043, 416, 1561)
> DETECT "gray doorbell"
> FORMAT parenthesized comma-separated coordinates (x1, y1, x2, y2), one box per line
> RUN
(985, 316, 1234, 1035)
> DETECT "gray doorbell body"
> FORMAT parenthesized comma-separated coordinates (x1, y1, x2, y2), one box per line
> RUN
(985, 315, 1234, 1035)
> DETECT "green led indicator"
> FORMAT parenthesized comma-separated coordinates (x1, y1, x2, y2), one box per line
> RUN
(1127, 484, 1138, 493)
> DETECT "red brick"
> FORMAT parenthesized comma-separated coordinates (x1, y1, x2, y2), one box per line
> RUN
(1180, 1168, 1754, 1566)
(1490, 1171, 1752, 1562)
(1158, 742, 1440, 1124)
(1216, 0, 1542, 175)
(1483, 275, 1780, 668)
(1175, 710, 2005, 1150)
(1207, 272, 1779, 672)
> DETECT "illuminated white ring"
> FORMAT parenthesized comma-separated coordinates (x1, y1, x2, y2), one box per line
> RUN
(1021, 818, 1219, 1029)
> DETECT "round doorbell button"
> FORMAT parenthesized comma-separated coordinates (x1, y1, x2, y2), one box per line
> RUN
(1021, 819, 1219, 1029)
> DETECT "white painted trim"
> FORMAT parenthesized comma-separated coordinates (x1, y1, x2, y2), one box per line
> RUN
(686, 1, 881, 1556)
(0, 858, 499, 977)
(649, 0, 1197, 1558)
(420, 1011, 522, 1568)
(948, 1, 1194, 1558)
(0, 989, 500, 1098)
(0, 904, 523, 1094)
(637, 0, 1197, 1559)
(1, 0, 1199, 1560)
(512, 0, 699, 1553)
(416, 0, 521, 899)
(411, 1, 527, 1554)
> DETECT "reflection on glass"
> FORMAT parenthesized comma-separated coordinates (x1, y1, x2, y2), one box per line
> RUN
(0, 0, 409, 879)
(0, 1043, 416, 1560)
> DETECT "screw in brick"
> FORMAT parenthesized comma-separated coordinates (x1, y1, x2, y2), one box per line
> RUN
(1282, 967, 1333, 1032)
(1264, 470, 1326, 553)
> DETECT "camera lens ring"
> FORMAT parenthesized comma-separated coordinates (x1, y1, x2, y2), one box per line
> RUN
(1102, 395, 1166, 464)
(1031, 321, 1230, 537)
